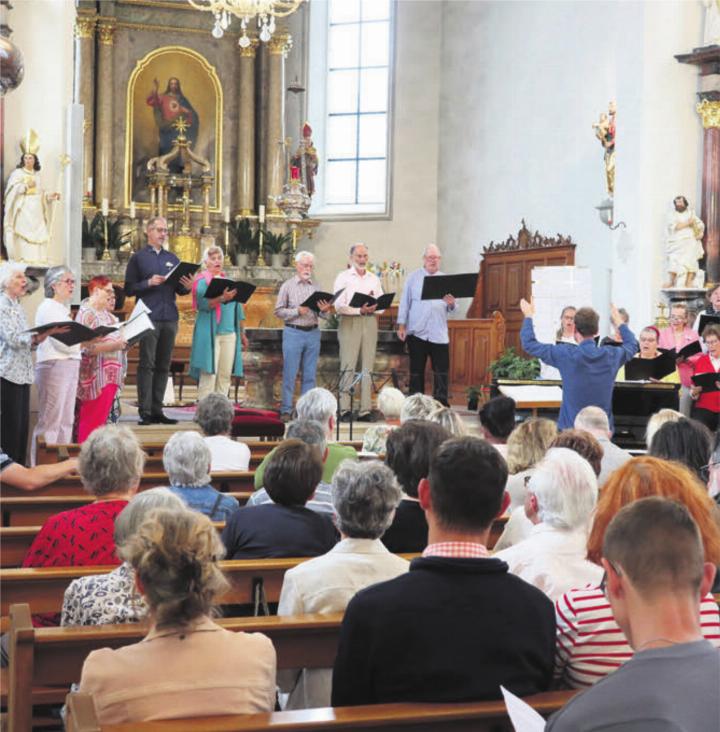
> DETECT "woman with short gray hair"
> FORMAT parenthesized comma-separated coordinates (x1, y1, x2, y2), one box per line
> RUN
(195, 393, 250, 471)
(400, 393, 442, 424)
(362, 386, 405, 454)
(61, 488, 187, 626)
(277, 459, 408, 709)
(164, 430, 240, 521)
(31, 265, 81, 464)
(22, 425, 145, 572)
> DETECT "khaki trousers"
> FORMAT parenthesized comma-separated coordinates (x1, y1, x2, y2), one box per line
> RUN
(198, 332, 237, 401)
(338, 315, 378, 414)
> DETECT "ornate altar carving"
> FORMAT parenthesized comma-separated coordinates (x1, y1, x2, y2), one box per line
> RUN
(483, 219, 576, 253)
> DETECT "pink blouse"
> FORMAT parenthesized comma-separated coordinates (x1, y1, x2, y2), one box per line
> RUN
(658, 326, 700, 387)
(76, 301, 124, 402)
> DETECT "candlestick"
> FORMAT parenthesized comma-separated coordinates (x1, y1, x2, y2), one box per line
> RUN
(224, 206, 230, 223)
(258, 204, 266, 224)
(101, 212, 111, 261)
(129, 201, 136, 219)
(101, 198, 109, 217)
(87, 177, 93, 195)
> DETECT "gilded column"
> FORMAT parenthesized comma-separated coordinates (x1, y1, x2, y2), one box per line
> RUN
(95, 18, 116, 206)
(697, 95, 720, 285)
(238, 40, 258, 216)
(74, 13, 96, 203)
(265, 34, 292, 213)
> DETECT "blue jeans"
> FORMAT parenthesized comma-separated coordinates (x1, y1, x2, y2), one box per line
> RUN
(281, 326, 321, 414)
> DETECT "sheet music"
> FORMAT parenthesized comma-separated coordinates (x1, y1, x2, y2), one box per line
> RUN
(500, 686, 546, 732)
(499, 385, 563, 403)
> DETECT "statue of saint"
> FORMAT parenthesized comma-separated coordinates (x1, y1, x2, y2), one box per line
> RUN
(290, 122, 319, 198)
(665, 195, 705, 289)
(3, 130, 59, 263)
(146, 77, 199, 173)
(592, 101, 616, 196)
(703, 0, 720, 47)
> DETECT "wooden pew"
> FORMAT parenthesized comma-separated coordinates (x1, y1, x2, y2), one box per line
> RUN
(5, 603, 345, 732)
(65, 690, 578, 732)
(1, 485, 253, 526)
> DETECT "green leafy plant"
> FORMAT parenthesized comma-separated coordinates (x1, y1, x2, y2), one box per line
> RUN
(229, 217, 260, 256)
(466, 385, 481, 410)
(488, 347, 540, 380)
(81, 212, 105, 251)
(262, 229, 293, 258)
(322, 311, 339, 330)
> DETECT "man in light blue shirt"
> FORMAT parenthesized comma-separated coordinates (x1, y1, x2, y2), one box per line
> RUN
(397, 245, 456, 405)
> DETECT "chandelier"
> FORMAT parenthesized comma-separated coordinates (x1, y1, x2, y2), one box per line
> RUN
(187, 0, 304, 45)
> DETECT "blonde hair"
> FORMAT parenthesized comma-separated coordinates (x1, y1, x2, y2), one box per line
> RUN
(645, 408, 683, 447)
(506, 418, 558, 474)
(427, 406, 467, 437)
(120, 508, 228, 629)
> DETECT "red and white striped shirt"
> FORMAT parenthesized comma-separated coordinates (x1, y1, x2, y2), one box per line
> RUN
(422, 542, 490, 559)
(554, 584, 720, 689)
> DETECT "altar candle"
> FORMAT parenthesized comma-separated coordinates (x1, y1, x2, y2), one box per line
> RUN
(129, 201, 136, 219)
(259, 204, 266, 224)
(224, 206, 231, 223)
(101, 198, 109, 217)
(87, 177, 93, 195)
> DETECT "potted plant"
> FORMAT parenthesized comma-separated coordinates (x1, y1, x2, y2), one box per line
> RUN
(229, 217, 259, 267)
(466, 385, 481, 411)
(488, 347, 541, 380)
(262, 229, 293, 268)
(81, 212, 105, 262)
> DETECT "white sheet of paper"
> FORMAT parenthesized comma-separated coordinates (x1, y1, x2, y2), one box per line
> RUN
(499, 385, 563, 404)
(130, 298, 152, 318)
(501, 686, 546, 732)
(119, 311, 154, 342)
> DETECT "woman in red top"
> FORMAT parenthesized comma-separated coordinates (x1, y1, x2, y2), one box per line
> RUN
(690, 323, 720, 432)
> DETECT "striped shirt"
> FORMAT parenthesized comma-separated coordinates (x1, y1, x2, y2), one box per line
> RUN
(554, 584, 720, 689)
(274, 275, 322, 328)
(422, 542, 490, 559)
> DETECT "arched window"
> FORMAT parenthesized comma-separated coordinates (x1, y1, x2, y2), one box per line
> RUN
(308, 0, 394, 217)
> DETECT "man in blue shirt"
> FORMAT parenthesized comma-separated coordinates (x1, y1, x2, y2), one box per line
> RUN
(520, 299, 637, 429)
(124, 216, 193, 425)
(397, 244, 456, 405)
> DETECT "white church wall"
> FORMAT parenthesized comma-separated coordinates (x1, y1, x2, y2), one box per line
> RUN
(437, 0, 703, 335)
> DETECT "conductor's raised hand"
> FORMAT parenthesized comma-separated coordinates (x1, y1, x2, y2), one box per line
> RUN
(520, 298, 535, 318)
(610, 303, 624, 328)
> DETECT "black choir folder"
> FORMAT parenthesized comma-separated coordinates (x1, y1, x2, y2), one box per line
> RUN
(662, 341, 702, 360)
(26, 321, 117, 347)
(691, 372, 720, 393)
(697, 314, 720, 335)
(301, 288, 345, 313)
(203, 278, 257, 303)
(164, 261, 200, 288)
(349, 292, 395, 310)
(421, 272, 478, 300)
(624, 353, 677, 381)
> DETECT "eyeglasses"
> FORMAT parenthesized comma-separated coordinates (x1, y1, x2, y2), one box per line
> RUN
(700, 462, 719, 483)
(599, 560, 622, 597)
(59, 278, 75, 285)
(151, 227, 169, 234)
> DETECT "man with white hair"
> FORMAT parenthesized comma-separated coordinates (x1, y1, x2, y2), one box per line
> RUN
(333, 243, 384, 421)
(275, 251, 332, 420)
(574, 406, 631, 486)
(397, 244, 456, 405)
(253, 387, 357, 489)
(494, 448, 602, 600)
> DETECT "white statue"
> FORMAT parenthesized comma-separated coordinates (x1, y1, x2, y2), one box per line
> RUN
(665, 195, 705, 289)
(3, 130, 59, 263)
(704, 0, 720, 46)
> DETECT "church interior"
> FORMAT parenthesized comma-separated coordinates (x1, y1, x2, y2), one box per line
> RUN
(1, 0, 720, 729)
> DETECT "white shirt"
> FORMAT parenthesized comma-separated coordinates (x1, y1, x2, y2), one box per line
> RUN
(596, 435, 632, 487)
(494, 523, 602, 601)
(277, 538, 409, 709)
(35, 298, 81, 363)
(203, 435, 251, 472)
(332, 267, 384, 317)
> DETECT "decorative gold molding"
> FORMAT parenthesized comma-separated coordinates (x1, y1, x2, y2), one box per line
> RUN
(115, 19, 221, 36)
(97, 19, 117, 46)
(74, 15, 97, 39)
(697, 99, 720, 129)
(239, 39, 260, 58)
(267, 33, 292, 57)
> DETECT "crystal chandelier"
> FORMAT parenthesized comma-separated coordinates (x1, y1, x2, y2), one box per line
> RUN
(187, 0, 304, 46)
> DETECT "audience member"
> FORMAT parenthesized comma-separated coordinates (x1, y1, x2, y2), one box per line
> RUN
(554, 457, 720, 689)
(494, 417, 557, 552)
(223, 440, 338, 559)
(495, 448, 601, 600)
(574, 406, 631, 486)
(253, 387, 357, 489)
(361, 386, 405, 454)
(427, 405, 467, 436)
(194, 393, 250, 471)
(23, 426, 144, 570)
(547, 498, 719, 731)
(645, 407, 683, 447)
(550, 429, 603, 477)
(0, 446, 77, 491)
(478, 395, 516, 455)
(649, 417, 712, 483)
(381, 420, 451, 552)
(78, 508, 276, 723)
(399, 392, 441, 423)
(707, 430, 720, 502)
(247, 420, 334, 514)
(163, 431, 240, 521)
(277, 461, 408, 709)
(61, 488, 186, 626)
(332, 436, 554, 706)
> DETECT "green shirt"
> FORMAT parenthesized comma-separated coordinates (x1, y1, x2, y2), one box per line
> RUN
(253, 442, 358, 490)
